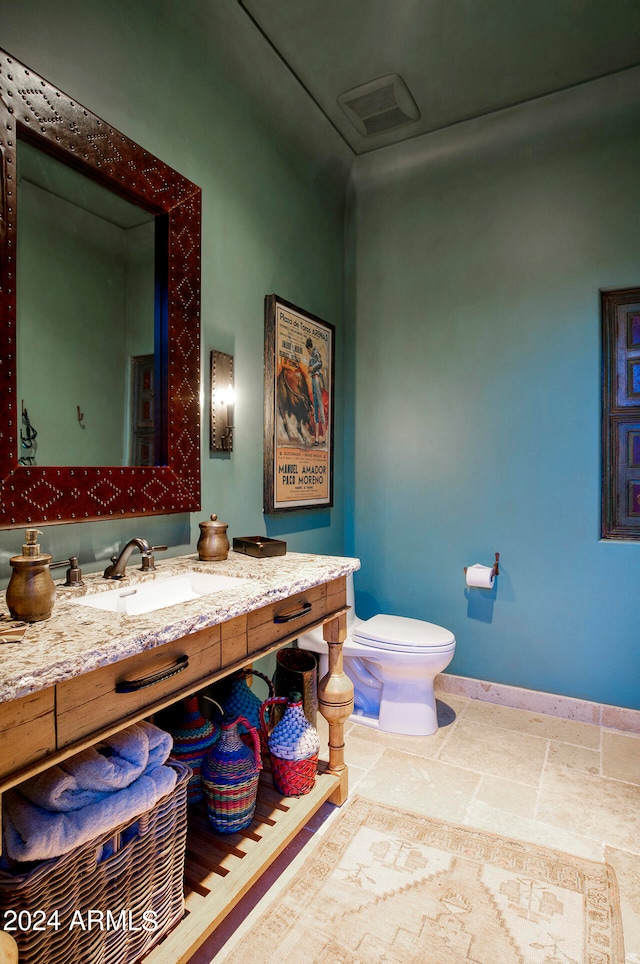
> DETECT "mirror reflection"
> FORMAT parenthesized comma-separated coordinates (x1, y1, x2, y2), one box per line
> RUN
(0, 45, 201, 527)
(17, 141, 156, 467)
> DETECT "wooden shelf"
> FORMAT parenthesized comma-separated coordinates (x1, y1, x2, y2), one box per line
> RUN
(143, 762, 342, 964)
(0, 577, 352, 964)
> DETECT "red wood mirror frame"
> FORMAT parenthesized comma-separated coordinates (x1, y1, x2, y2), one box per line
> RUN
(0, 48, 201, 527)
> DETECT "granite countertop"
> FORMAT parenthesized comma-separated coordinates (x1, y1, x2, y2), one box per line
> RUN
(0, 551, 360, 705)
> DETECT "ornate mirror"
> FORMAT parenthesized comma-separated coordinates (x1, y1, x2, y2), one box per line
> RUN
(0, 48, 201, 527)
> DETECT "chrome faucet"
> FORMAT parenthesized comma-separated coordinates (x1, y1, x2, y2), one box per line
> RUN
(103, 538, 167, 579)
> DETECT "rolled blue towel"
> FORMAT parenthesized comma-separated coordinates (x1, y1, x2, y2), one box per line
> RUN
(136, 720, 174, 769)
(15, 764, 108, 814)
(19, 722, 173, 812)
(3, 764, 177, 863)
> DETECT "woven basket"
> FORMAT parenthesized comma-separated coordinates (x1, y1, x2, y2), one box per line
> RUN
(0, 761, 190, 964)
(260, 695, 319, 797)
(270, 753, 319, 797)
(168, 694, 219, 804)
(219, 669, 274, 755)
(202, 773, 261, 833)
(202, 715, 262, 834)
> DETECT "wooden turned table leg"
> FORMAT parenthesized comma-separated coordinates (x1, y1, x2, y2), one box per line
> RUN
(0, 928, 18, 964)
(317, 611, 353, 805)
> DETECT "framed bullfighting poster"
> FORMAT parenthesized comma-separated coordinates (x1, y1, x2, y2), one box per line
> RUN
(263, 294, 334, 512)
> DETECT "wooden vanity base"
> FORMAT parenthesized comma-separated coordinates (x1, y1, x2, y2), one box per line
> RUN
(318, 610, 353, 806)
(146, 610, 353, 961)
(0, 570, 356, 964)
(144, 763, 341, 963)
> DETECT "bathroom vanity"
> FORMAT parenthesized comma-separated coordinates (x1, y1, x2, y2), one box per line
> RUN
(0, 550, 359, 962)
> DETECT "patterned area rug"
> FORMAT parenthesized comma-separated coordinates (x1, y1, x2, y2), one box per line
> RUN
(224, 796, 624, 963)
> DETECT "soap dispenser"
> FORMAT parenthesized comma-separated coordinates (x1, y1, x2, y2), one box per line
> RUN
(6, 529, 56, 622)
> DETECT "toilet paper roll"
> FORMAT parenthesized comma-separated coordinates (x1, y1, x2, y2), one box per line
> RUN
(465, 563, 495, 589)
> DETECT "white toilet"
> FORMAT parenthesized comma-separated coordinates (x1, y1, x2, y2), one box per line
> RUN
(298, 574, 456, 736)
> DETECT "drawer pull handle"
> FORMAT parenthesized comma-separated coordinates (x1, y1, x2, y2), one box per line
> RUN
(115, 655, 189, 693)
(273, 603, 312, 624)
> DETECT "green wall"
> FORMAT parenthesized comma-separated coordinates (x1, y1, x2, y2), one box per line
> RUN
(346, 82, 640, 709)
(0, 0, 347, 579)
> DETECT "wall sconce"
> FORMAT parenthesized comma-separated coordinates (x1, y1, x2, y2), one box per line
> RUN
(210, 349, 234, 452)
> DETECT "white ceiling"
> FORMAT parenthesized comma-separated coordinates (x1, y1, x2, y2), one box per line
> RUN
(238, 0, 640, 155)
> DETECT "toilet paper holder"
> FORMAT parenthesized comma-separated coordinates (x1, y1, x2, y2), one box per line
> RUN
(464, 552, 499, 578)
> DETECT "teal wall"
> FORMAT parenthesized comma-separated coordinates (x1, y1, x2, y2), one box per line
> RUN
(346, 88, 640, 710)
(2, 2, 639, 712)
(0, 0, 347, 579)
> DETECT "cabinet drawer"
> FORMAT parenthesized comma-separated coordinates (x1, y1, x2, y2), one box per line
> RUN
(56, 626, 221, 748)
(325, 576, 347, 616)
(221, 614, 248, 665)
(0, 689, 56, 783)
(247, 584, 327, 655)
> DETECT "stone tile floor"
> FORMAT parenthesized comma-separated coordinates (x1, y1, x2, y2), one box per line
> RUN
(189, 694, 640, 962)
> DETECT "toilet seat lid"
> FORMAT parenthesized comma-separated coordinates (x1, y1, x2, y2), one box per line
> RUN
(353, 614, 455, 652)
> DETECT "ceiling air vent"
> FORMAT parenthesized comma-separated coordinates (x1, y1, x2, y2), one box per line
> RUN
(337, 73, 420, 136)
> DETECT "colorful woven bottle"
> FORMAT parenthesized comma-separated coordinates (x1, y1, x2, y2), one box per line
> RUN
(219, 669, 274, 753)
(168, 695, 220, 803)
(202, 714, 262, 833)
(260, 692, 320, 796)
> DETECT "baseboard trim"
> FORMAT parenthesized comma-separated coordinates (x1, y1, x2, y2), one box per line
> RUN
(435, 673, 640, 734)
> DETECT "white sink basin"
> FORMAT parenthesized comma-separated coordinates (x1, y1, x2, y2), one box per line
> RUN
(75, 572, 249, 616)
